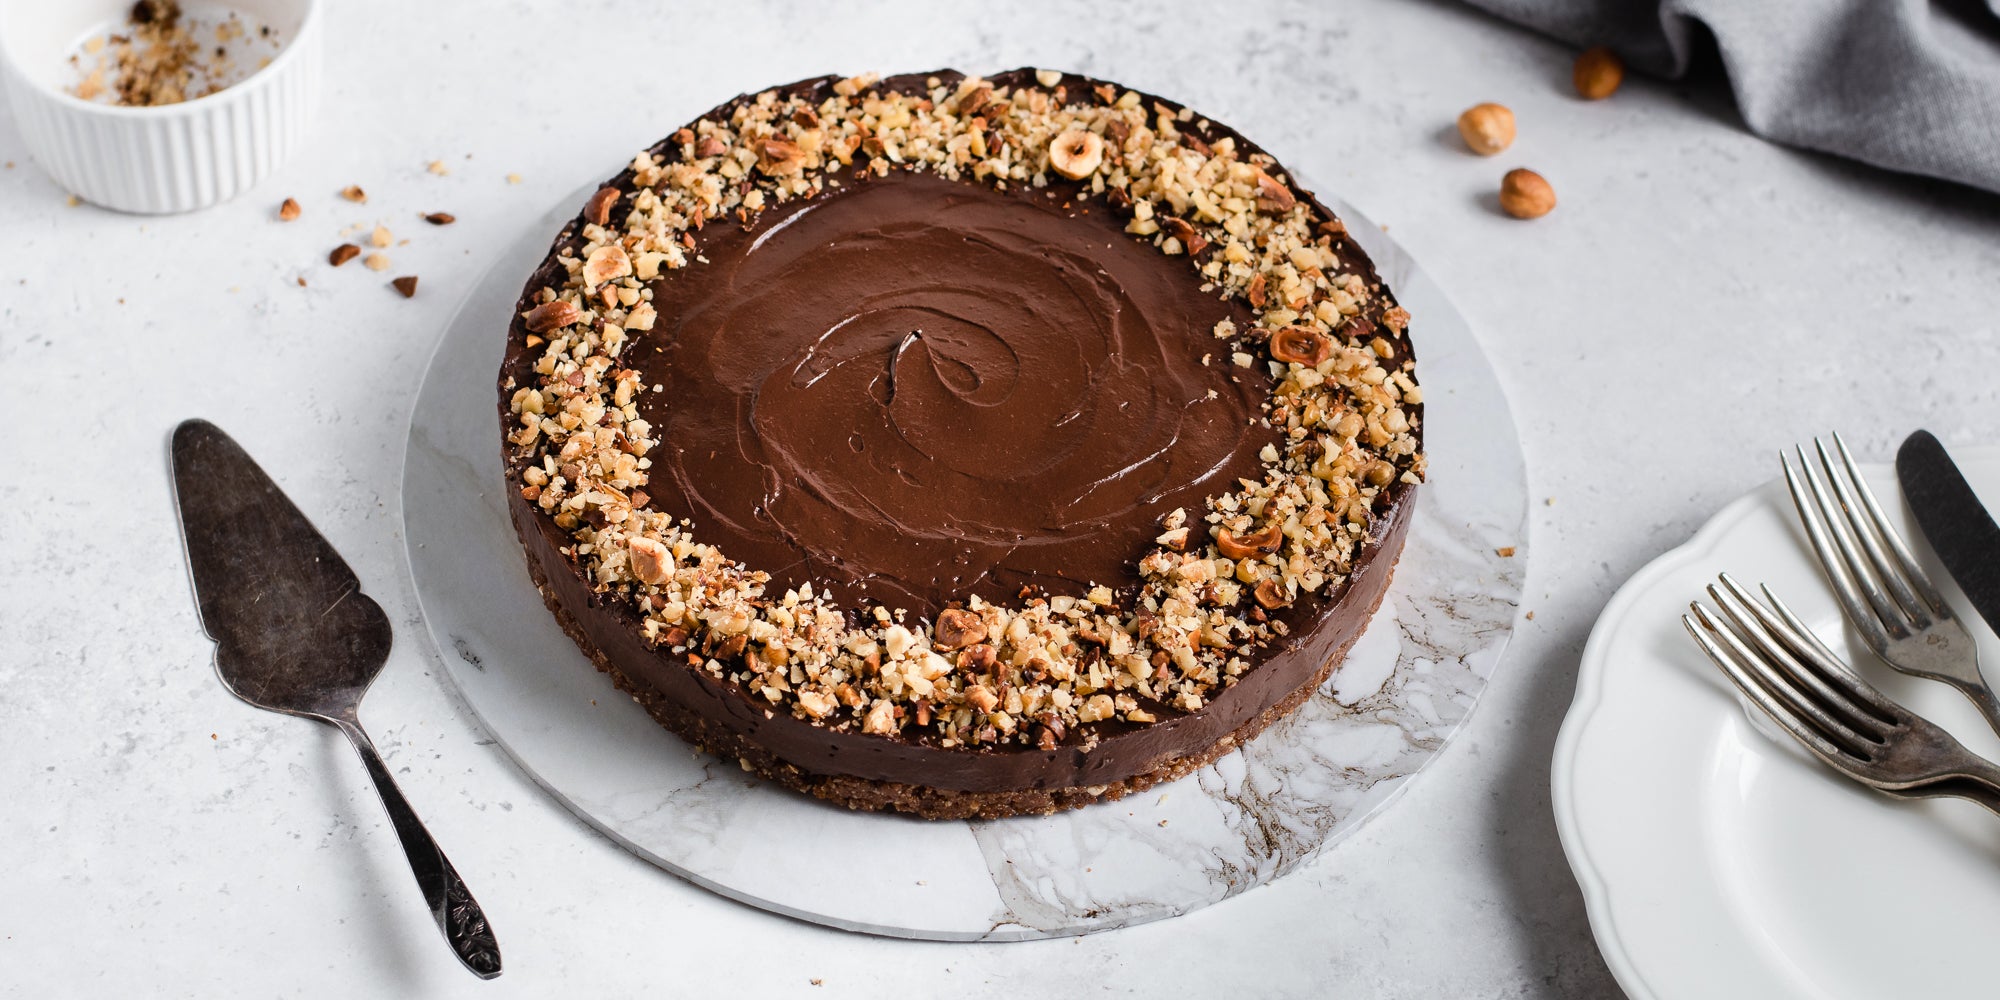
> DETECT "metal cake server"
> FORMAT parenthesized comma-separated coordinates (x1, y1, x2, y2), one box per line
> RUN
(170, 419, 501, 979)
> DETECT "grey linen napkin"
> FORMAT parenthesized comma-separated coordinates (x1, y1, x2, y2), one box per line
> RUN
(1463, 0, 2000, 194)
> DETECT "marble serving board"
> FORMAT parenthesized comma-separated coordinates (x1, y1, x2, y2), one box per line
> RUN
(400, 180, 1528, 941)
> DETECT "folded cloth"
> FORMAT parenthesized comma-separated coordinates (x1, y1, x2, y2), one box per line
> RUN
(1463, 0, 2000, 193)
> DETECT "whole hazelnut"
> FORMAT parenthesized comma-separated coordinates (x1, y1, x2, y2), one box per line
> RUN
(1573, 46, 1625, 100)
(1456, 103, 1515, 156)
(1499, 169, 1556, 219)
(1047, 128, 1105, 180)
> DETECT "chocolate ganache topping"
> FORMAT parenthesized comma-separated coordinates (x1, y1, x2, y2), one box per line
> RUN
(640, 169, 1274, 618)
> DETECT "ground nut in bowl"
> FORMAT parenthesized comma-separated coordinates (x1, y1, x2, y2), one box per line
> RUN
(0, 0, 321, 213)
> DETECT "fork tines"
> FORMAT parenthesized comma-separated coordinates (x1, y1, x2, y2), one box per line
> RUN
(1684, 574, 1899, 767)
(1781, 432, 1953, 646)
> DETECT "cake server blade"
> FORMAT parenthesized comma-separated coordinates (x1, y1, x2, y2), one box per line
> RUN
(170, 418, 502, 979)
(1898, 429, 2000, 638)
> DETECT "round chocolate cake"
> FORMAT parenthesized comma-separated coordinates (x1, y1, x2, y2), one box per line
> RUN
(499, 68, 1424, 819)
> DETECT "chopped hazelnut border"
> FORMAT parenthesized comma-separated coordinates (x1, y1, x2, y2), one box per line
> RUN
(504, 70, 1425, 750)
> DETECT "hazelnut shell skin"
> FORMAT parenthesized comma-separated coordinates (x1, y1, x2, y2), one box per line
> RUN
(1499, 168, 1556, 219)
(1573, 46, 1625, 100)
(1456, 103, 1515, 156)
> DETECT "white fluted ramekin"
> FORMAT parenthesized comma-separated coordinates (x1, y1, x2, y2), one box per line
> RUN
(0, 0, 322, 214)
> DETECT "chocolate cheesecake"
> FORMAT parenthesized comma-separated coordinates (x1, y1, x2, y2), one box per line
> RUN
(499, 69, 1424, 819)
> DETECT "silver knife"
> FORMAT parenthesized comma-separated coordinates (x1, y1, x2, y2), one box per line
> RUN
(170, 419, 501, 979)
(1897, 429, 2000, 639)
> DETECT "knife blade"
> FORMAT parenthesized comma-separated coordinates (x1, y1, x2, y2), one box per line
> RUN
(1897, 429, 2000, 638)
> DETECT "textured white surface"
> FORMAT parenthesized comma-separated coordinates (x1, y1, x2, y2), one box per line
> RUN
(2, 0, 1997, 996)
(401, 185, 1524, 940)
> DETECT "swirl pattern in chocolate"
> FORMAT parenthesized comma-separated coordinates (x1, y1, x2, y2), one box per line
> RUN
(642, 169, 1273, 617)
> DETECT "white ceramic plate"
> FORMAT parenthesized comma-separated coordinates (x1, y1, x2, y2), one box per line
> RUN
(400, 181, 1528, 940)
(1554, 448, 2000, 999)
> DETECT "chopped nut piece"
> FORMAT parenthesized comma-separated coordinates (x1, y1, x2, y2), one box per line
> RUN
(933, 608, 985, 650)
(363, 251, 391, 271)
(1499, 168, 1556, 219)
(391, 275, 418, 298)
(369, 224, 392, 248)
(755, 136, 804, 175)
(1456, 103, 1515, 156)
(1254, 578, 1291, 610)
(424, 212, 455, 225)
(328, 244, 360, 267)
(583, 245, 633, 287)
(955, 643, 997, 674)
(714, 634, 747, 661)
(585, 186, 620, 226)
(1269, 326, 1332, 367)
(1034, 68, 1063, 87)
(1078, 694, 1116, 723)
(1216, 523, 1283, 561)
(628, 536, 672, 584)
(427, 159, 450, 176)
(694, 135, 728, 158)
(523, 300, 582, 332)
(340, 184, 366, 203)
(1047, 128, 1104, 180)
(1573, 46, 1625, 100)
(966, 685, 1000, 712)
(862, 700, 897, 735)
(797, 690, 835, 719)
(1160, 217, 1209, 255)
(277, 197, 301, 221)
(1253, 170, 1295, 212)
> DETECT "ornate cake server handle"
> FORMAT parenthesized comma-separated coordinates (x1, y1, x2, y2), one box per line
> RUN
(331, 711, 502, 979)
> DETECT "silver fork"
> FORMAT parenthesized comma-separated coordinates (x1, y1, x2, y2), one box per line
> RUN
(1782, 433, 2000, 733)
(1684, 573, 2000, 814)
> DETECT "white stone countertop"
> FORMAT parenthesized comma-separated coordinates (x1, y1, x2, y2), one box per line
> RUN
(5, 0, 1997, 996)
